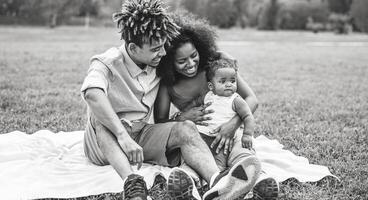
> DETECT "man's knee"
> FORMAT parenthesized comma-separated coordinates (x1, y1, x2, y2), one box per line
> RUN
(171, 120, 200, 143)
(95, 122, 115, 149)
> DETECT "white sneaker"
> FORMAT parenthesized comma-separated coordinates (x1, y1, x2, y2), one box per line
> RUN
(203, 156, 261, 200)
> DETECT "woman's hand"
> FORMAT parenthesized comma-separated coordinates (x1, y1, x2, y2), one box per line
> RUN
(210, 118, 239, 155)
(218, 51, 238, 66)
(179, 102, 213, 125)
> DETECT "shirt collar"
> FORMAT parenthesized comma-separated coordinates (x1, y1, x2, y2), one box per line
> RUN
(119, 44, 152, 78)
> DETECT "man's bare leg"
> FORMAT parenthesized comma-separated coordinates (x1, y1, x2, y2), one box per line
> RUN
(96, 124, 148, 200)
(168, 120, 220, 183)
(96, 124, 133, 179)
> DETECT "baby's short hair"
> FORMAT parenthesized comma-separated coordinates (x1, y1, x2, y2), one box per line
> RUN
(206, 58, 238, 81)
(112, 0, 180, 47)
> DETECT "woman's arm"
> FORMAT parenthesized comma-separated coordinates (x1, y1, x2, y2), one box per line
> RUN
(154, 83, 171, 123)
(236, 74, 259, 114)
(218, 50, 259, 112)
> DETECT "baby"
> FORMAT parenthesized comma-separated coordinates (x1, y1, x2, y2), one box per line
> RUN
(197, 58, 255, 153)
(198, 58, 261, 200)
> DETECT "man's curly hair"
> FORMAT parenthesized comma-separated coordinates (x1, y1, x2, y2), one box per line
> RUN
(206, 58, 238, 82)
(157, 12, 220, 85)
(112, 0, 180, 47)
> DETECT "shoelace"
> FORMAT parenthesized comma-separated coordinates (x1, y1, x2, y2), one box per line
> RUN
(124, 176, 148, 198)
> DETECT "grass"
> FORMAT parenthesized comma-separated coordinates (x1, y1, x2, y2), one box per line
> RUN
(1, 26, 367, 199)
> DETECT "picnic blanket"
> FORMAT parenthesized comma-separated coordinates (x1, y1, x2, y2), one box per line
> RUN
(0, 130, 338, 199)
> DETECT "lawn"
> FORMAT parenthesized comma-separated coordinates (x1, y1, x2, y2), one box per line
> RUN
(0, 26, 367, 200)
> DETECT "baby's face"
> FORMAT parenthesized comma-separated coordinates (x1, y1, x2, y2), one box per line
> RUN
(210, 68, 237, 97)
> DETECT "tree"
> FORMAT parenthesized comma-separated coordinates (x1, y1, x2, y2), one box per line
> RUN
(206, 0, 237, 28)
(78, 0, 100, 28)
(274, 0, 329, 30)
(233, 0, 249, 28)
(258, 0, 281, 30)
(180, 0, 208, 19)
(0, 0, 86, 27)
(351, 0, 368, 32)
(0, 0, 22, 16)
(328, 0, 352, 14)
(39, 0, 84, 27)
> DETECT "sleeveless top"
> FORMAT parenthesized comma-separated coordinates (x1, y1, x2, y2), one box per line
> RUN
(196, 91, 239, 136)
(167, 85, 204, 111)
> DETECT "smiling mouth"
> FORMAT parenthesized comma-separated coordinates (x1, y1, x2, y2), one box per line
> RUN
(185, 66, 197, 74)
(153, 57, 162, 62)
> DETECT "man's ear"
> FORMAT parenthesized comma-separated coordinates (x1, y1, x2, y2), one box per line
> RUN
(127, 43, 139, 54)
(208, 82, 214, 91)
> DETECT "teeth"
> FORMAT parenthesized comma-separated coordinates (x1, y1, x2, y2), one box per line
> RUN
(186, 66, 195, 74)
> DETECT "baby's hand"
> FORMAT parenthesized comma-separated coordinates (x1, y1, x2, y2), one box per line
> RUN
(241, 134, 253, 149)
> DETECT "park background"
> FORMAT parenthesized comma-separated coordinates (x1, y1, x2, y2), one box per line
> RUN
(0, 0, 367, 199)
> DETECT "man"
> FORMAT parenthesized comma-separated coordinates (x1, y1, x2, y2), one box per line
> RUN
(81, 0, 262, 199)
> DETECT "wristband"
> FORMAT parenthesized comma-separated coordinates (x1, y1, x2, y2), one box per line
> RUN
(172, 111, 182, 121)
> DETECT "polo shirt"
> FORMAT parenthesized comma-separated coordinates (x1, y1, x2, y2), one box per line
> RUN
(81, 44, 160, 125)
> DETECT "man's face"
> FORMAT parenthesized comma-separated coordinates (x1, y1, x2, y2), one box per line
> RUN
(134, 37, 167, 67)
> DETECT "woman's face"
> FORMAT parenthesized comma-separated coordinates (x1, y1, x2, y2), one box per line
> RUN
(174, 42, 200, 78)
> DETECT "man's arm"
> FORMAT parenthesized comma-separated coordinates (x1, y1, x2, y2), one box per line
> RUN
(84, 88, 144, 168)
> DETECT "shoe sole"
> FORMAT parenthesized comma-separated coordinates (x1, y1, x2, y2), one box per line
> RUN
(149, 174, 170, 200)
(167, 168, 198, 200)
(203, 156, 261, 200)
(253, 177, 279, 200)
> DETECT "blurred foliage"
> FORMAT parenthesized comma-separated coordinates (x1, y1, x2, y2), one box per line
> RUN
(258, 0, 281, 30)
(328, 0, 352, 14)
(350, 0, 368, 33)
(328, 13, 352, 34)
(206, 0, 237, 28)
(275, 0, 330, 30)
(0, 0, 99, 27)
(0, 0, 366, 32)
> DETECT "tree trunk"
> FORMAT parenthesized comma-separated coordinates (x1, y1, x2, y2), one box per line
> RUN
(49, 13, 58, 28)
(84, 12, 90, 29)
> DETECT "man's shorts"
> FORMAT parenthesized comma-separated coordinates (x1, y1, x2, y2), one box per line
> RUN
(83, 115, 181, 167)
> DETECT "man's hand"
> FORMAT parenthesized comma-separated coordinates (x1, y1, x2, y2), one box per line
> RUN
(241, 134, 253, 149)
(180, 102, 214, 125)
(117, 137, 144, 170)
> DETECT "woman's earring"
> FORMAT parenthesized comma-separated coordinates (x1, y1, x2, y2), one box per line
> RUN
(208, 82, 213, 91)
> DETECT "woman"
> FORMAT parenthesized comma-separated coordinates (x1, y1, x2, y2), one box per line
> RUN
(155, 13, 258, 154)
(155, 13, 279, 200)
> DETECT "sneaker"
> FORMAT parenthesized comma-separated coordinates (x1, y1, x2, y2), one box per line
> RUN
(167, 167, 201, 200)
(124, 174, 148, 200)
(253, 175, 279, 200)
(149, 174, 171, 200)
(203, 156, 261, 200)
